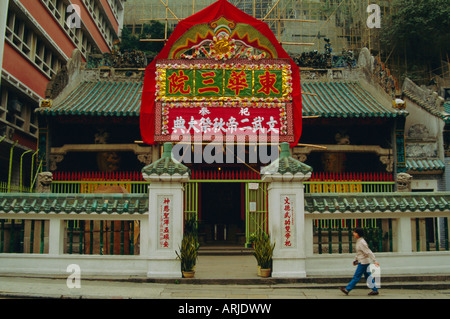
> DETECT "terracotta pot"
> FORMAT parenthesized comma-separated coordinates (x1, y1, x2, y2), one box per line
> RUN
(182, 271, 195, 278)
(259, 268, 271, 277)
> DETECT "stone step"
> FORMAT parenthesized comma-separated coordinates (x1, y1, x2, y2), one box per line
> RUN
(198, 244, 253, 256)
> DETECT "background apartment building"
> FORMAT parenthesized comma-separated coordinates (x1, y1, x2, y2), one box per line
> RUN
(0, 0, 125, 191)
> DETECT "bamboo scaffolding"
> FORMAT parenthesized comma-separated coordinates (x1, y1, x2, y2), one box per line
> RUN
(281, 42, 315, 46)
(159, 0, 180, 22)
(264, 18, 317, 23)
(129, 0, 386, 56)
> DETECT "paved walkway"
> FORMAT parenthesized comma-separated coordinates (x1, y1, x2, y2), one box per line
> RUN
(1, 275, 450, 299)
(0, 256, 450, 299)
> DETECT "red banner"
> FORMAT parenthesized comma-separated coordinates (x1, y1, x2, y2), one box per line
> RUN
(154, 103, 293, 142)
(140, 0, 302, 147)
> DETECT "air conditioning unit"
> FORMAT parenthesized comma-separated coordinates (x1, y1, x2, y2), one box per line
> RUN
(5, 126, 15, 141)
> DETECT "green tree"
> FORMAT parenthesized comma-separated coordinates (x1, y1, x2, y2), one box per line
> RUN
(120, 21, 170, 56)
(381, 0, 450, 83)
(119, 26, 140, 51)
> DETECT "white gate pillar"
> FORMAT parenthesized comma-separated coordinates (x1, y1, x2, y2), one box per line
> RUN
(142, 143, 190, 278)
(261, 143, 312, 278)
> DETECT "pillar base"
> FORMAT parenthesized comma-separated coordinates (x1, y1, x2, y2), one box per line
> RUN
(272, 258, 306, 278)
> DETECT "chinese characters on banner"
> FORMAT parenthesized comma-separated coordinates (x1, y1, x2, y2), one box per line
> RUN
(164, 106, 287, 137)
(164, 68, 284, 99)
(153, 59, 294, 142)
(282, 196, 295, 248)
(158, 195, 173, 249)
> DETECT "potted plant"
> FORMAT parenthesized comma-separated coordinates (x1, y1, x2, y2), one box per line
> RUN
(176, 217, 200, 278)
(176, 233, 199, 278)
(252, 232, 275, 277)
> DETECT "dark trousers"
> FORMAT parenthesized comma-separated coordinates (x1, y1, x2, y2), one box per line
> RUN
(345, 263, 378, 292)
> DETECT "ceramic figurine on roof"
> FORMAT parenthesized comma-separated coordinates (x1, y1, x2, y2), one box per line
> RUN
(396, 173, 412, 192)
(36, 172, 53, 193)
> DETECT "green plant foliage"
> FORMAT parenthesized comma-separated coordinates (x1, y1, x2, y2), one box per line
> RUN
(184, 216, 199, 243)
(248, 232, 257, 244)
(380, 0, 450, 82)
(252, 232, 275, 269)
(176, 217, 200, 272)
(120, 21, 172, 57)
(176, 233, 199, 272)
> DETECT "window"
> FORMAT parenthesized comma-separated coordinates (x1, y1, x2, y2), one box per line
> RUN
(5, 10, 64, 79)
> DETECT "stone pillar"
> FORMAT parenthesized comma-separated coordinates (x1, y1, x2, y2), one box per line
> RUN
(142, 143, 190, 278)
(48, 218, 64, 255)
(397, 216, 413, 253)
(261, 143, 312, 278)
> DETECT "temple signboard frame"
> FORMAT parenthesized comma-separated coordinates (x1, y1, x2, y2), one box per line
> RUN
(153, 58, 295, 143)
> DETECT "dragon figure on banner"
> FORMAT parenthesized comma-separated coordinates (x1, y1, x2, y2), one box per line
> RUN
(179, 23, 267, 61)
(140, 0, 303, 147)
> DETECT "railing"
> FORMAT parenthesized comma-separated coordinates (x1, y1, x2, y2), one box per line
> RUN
(1, 192, 449, 276)
(313, 218, 394, 254)
(6, 179, 395, 195)
(1, 219, 49, 254)
(52, 171, 145, 181)
(413, 217, 450, 252)
(305, 181, 395, 193)
(51, 181, 149, 194)
(48, 170, 395, 195)
(65, 220, 140, 255)
(309, 216, 450, 254)
(304, 212, 450, 276)
(305, 172, 395, 193)
(0, 181, 33, 193)
(51, 171, 149, 194)
(0, 193, 149, 276)
(0, 219, 140, 255)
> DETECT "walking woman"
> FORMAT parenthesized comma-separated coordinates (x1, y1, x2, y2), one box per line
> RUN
(340, 228, 380, 296)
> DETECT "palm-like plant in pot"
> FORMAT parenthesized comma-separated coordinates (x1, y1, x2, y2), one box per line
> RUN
(176, 217, 200, 278)
(252, 232, 275, 277)
(176, 233, 199, 278)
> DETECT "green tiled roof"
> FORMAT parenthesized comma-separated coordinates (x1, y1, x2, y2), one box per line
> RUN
(305, 192, 450, 214)
(36, 81, 142, 116)
(406, 159, 446, 172)
(261, 142, 313, 177)
(444, 102, 450, 113)
(2, 192, 449, 215)
(0, 193, 148, 215)
(301, 81, 400, 118)
(37, 79, 400, 119)
(142, 143, 190, 177)
(403, 89, 446, 121)
(444, 102, 450, 123)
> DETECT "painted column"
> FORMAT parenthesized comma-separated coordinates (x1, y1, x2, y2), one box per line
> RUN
(142, 143, 190, 278)
(266, 181, 308, 277)
(261, 143, 312, 278)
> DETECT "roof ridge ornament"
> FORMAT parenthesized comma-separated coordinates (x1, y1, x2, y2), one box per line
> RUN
(261, 142, 313, 182)
(142, 142, 190, 182)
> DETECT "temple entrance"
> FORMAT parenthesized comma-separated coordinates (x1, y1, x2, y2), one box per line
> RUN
(199, 182, 244, 245)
